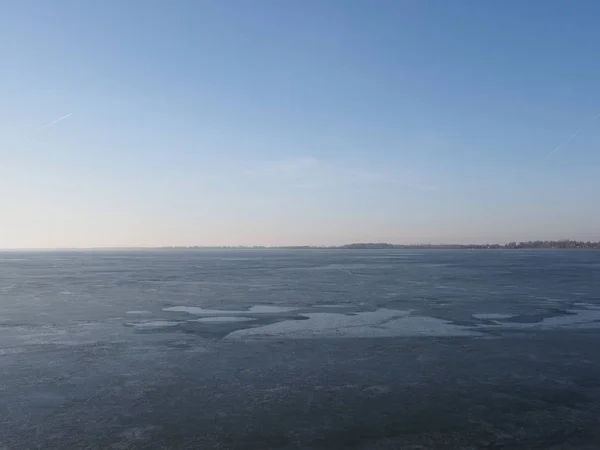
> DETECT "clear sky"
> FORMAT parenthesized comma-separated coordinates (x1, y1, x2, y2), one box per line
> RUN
(1, 0, 599, 248)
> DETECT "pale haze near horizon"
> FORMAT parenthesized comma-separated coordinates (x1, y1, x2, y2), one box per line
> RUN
(1, 0, 599, 249)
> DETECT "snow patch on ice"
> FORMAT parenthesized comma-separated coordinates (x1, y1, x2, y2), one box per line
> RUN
(573, 303, 600, 310)
(510, 309, 600, 329)
(248, 305, 298, 313)
(163, 305, 298, 315)
(191, 317, 255, 323)
(364, 385, 392, 395)
(381, 316, 482, 337)
(127, 321, 180, 328)
(225, 309, 480, 339)
(312, 304, 351, 308)
(0, 347, 27, 356)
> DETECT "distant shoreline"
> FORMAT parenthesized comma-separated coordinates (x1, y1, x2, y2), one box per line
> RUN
(4, 240, 599, 251)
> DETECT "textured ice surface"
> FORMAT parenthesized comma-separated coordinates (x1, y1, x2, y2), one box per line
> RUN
(126, 311, 151, 315)
(163, 305, 298, 315)
(225, 309, 481, 339)
(191, 317, 255, 323)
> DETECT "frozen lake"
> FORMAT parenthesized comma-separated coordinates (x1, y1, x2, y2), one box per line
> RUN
(1, 249, 600, 448)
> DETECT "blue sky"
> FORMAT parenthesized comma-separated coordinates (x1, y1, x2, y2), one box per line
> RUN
(1, 0, 599, 248)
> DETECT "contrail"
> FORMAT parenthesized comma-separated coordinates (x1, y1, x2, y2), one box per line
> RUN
(33, 112, 73, 134)
(545, 112, 600, 160)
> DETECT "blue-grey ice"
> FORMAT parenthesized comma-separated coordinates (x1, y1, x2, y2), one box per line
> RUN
(472, 313, 515, 320)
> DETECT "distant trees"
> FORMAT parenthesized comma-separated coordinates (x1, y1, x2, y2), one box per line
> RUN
(339, 241, 600, 250)
(503, 240, 599, 249)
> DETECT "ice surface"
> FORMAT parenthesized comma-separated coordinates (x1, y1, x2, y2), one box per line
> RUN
(191, 317, 255, 323)
(126, 311, 152, 315)
(225, 309, 481, 339)
(163, 305, 298, 315)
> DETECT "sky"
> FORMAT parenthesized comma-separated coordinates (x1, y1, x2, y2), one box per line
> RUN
(1, 0, 600, 248)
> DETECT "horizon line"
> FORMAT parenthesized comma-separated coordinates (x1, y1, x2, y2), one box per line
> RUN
(1, 239, 599, 251)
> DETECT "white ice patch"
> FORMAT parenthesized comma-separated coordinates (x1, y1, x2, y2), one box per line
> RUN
(127, 321, 180, 328)
(509, 309, 600, 329)
(573, 303, 600, 310)
(472, 313, 515, 320)
(248, 305, 298, 313)
(0, 347, 27, 356)
(309, 263, 369, 270)
(163, 305, 298, 315)
(381, 316, 482, 336)
(225, 309, 481, 339)
(118, 425, 160, 443)
(126, 311, 152, 315)
(313, 304, 351, 308)
(191, 317, 255, 323)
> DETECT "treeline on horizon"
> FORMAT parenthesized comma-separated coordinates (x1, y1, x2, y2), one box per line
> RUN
(337, 240, 600, 249)
(165, 240, 600, 250)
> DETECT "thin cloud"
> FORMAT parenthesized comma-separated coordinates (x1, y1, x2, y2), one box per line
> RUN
(546, 111, 600, 160)
(546, 127, 583, 160)
(27, 113, 73, 138)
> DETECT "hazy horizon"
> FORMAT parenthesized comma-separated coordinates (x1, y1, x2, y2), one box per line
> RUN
(2, 1, 599, 249)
